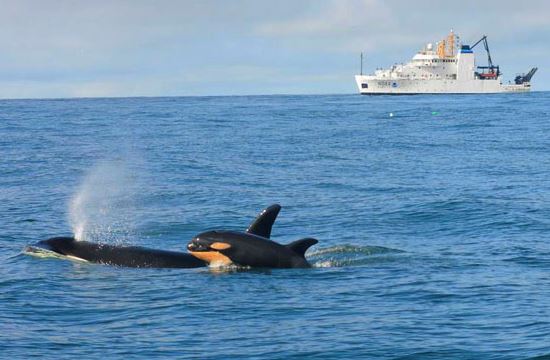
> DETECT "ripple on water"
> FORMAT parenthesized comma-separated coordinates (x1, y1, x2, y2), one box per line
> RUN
(2, 94, 550, 359)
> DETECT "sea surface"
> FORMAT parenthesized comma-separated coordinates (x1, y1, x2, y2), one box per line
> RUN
(1, 93, 550, 359)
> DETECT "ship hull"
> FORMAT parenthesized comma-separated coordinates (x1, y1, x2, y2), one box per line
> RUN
(355, 75, 531, 94)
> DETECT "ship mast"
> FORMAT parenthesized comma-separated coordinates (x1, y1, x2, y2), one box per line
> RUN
(437, 30, 457, 58)
(447, 30, 455, 57)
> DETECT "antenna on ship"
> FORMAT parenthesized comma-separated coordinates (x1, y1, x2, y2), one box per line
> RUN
(360, 52, 364, 75)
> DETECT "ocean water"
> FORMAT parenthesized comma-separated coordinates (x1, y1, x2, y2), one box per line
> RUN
(1, 93, 550, 359)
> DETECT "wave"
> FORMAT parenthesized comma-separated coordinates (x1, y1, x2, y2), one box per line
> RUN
(308, 244, 405, 268)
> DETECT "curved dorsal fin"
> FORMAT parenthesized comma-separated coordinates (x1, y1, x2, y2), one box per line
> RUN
(285, 238, 318, 257)
(246, 204, 281, 239)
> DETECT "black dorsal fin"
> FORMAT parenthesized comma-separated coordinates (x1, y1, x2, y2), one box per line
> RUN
(285, 238, 318, 257)
(246, 204, 281, 239)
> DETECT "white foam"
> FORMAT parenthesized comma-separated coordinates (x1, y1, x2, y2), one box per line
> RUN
(65, 255, 90, 263)
(312, 260, 336, 268)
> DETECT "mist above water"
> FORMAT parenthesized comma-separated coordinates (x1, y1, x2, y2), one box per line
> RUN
(69, 160, 140, 244)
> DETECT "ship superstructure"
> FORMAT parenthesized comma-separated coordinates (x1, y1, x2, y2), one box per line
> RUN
(355, 31, 537, 94)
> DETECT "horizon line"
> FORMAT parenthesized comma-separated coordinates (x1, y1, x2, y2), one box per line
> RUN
(1, 90, 549, 101)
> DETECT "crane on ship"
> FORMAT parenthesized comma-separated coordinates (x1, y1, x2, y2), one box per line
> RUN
(471, 35, 500, 79)
(515, 67, 538, 85)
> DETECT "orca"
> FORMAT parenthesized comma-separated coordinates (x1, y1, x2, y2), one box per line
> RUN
(187, 204, 318, 268)
(26, 237, 206, 268)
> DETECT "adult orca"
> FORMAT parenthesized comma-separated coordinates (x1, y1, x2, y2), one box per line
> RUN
(187, 204, 318, 268)
(26, 237, 206, 268)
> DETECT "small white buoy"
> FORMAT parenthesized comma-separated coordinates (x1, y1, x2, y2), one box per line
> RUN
(389, 112, 394, 117)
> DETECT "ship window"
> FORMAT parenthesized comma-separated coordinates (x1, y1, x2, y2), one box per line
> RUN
(361, 83, 368, 88)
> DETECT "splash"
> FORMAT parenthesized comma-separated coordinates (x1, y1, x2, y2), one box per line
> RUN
(307, 244, 405, 268)
(307, 244, 403, 257)
(69, 160, 139, 244)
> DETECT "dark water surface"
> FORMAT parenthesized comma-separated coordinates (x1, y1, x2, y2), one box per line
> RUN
(1, 93, 550, 358)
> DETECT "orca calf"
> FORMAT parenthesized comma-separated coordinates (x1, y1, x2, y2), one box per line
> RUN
(26, 237, 206, 268)
(187, 204, 318, 268)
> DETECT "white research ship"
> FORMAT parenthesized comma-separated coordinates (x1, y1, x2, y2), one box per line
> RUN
(355, 31, 537, 94)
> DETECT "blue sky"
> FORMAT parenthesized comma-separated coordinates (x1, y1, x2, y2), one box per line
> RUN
(1, 0, 548, 98)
